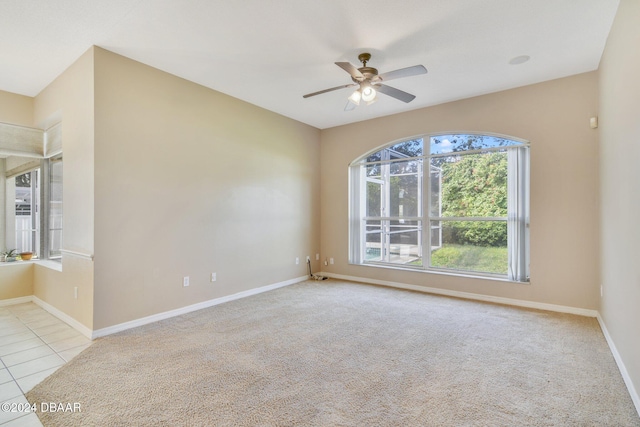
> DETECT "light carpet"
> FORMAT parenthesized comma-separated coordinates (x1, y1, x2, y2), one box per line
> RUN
(27, 280, 640, 426)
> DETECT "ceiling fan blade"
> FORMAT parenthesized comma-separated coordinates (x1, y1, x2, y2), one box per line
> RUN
(335, 62, 364, 80)
(376, 84, 416, 103)
(344, 100, 357, 111)
(378, 65, 427, 82)
(303, 83, 357, 98)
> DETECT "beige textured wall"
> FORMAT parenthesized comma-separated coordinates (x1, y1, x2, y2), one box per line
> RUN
(33, 260, 93, 327)
(320, 72, 600, 310)
(0, 90, 33, 127)
(92, 48, 320, 329)
(32, 47, 95, 329)
(35, 49, 95, 255)
(0, 263, 33, 300)
(599, 0, 640, 408)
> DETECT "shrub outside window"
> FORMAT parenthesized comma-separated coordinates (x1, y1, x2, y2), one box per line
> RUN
(349, 133, 529, 282)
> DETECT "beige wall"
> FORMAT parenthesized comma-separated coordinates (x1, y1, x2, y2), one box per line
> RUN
(0, 263, 33, 300)
(33, 260, 93, 327)
(32, 47, 96, 329)
(92, 48, 320, 329)
(599, 0, 640, 407)
(320, 72, 600, 310)
(34, 48, 95, 255)
(0, 90, 33, 127)
(1, 46, 321, 332)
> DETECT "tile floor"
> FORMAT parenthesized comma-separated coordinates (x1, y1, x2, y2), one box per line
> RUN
(0, 303, 92, 426)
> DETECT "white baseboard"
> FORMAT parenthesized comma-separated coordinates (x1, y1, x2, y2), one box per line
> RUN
(32, 296, 93, 339)
(1, 295, 93, 338)
(0, 296, 32, 307)
(320, 272, 598, 317)
(92, 275, 308, 339)
(597, 314, 640, 417)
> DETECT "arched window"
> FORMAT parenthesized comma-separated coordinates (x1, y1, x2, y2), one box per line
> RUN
(349, 133, 529, 282)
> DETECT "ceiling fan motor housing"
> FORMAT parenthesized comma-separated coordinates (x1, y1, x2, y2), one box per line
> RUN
(354, 53, 378, 82)
(356, 67, 378, 80)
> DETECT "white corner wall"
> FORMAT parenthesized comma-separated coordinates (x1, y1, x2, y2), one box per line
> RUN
(598, 0, 640, 413)
(32, 47, 96, 330)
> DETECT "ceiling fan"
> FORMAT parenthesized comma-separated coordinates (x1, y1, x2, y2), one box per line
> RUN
(303, 53, 427, 111)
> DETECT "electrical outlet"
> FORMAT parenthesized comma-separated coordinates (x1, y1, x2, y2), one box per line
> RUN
(316, 253, 319, 261)
(306, 255, 310, 262)
(600, 284, 603, 297)
(296, 257, 299, 265)
(330, 258, 334, 265)
(211, 273, 217, 282)
(324, 258, 328, 266)
(74, 287, 78, 299)
(183, 276, 190, 287)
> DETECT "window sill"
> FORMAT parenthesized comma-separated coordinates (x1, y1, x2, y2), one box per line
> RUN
(353, 261, 530, 285)
(0, 260, 37, 267)
(35, 260, 63, 272)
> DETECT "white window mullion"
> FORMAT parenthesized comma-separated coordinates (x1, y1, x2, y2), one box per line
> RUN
(423, 157, 431, 268)
(382, 158, 390, 262)
(507, 147, 529, 281)
(349, 165, 364, 264)
(418, 159, 423, 258)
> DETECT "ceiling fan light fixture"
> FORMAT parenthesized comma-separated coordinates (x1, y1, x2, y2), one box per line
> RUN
(348, 89, 362, 105)
(361, 85, 376, 102)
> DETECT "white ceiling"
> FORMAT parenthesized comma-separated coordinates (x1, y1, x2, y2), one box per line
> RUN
(1, 0, 619, 129)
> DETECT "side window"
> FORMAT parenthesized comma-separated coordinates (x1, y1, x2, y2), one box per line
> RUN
(1, 122, 62, 262)
(2, 156, 62, 261)
(47, 156, 63, 260)
(14, 169, 40, 256)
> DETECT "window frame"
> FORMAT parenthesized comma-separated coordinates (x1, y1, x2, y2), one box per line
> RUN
(349, 132, 530, 283)
(13, 168, 41, 256)
(42, 155, 63, 261)
(3, 156, 62, 262)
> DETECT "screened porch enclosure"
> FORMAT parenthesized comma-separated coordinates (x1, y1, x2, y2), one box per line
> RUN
(363, 141, 434, 267)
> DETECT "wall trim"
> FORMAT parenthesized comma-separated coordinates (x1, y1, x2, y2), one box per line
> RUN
(31, 296, 93, 339)
(321, 272, 598, 317)
(0, 296, 32, 307)
(91, 275, 309, 339)
(60, 249, 94, 261)
(597, 314, 640, 417)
